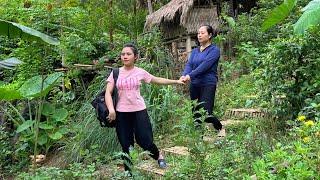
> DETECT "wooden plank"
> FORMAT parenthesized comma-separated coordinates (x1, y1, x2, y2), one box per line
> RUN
(136, 160, 168, 176)
(221, 120, 243, 126)
(217, 128, 226, 137)
(225, 108, 266, 119)
(163, 146, 189, 156)
(54, 68, 68, 71)
(186, 36, 192, 59)
(250, 174, 257, 180)
(203, 136, 216, 143)
(203, 128, 226, 142)
(229, 108, 262, 113)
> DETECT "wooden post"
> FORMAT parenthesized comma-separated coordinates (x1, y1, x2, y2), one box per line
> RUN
(186, 36, 192, 58)
(172, 41, 178, 61)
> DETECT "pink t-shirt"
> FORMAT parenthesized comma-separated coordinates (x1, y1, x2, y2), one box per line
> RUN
(106, 67, 154, 112)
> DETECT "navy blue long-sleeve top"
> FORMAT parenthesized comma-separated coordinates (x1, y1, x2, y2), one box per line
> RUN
(183, 44, 220, 86)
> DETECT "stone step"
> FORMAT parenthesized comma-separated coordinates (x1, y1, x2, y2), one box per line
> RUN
(163, 146, 189, 156)
(225, 108, 266, 119)
(136, 160, 168, 176)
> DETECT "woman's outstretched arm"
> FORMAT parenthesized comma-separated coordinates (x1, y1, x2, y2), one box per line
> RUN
(150, 76, 185, 85)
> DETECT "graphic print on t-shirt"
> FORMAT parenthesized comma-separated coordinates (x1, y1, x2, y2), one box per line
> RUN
(117, 77, 140, 91)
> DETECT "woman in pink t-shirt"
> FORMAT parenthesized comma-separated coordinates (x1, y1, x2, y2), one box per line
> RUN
(105, 43, 184, 171)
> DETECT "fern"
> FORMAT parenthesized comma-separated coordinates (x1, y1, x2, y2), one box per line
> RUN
(294, 0, 320, 34)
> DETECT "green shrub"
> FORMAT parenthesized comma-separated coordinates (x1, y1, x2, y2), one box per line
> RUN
(257, 25, 320, 119)
(16, 163, 98, 180)
(252, 116, 320, 179)
(300, 93, 320, 122)
(59, 32, 96, 65)
(0, 125, 29, 176)
(0, 126, 14, 175)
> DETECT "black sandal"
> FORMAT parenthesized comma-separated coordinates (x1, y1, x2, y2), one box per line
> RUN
(157, 159, 167, 169)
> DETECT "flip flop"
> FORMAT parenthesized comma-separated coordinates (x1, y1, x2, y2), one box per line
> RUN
(157, 159, 167, 169)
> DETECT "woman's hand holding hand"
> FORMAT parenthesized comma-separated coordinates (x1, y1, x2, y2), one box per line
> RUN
(107, 109, 116, 122)
(176, 79, 185, 85)
(179, 75, 190, 83)
(185, 75, 191, 82)
(179, 76, 186, 82)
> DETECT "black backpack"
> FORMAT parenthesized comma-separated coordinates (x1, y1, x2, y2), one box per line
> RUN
(91, 68, 119, 127)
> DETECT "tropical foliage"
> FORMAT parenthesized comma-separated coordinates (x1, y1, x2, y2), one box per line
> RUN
(0, 0, 319, 179)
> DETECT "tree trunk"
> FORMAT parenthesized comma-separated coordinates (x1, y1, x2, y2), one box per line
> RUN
(108, 0, 113, 44)
(147, 0, 153, 14)
(133, 0, 137, 41)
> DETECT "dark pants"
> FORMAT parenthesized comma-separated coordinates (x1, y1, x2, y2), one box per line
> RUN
(190, 84, 222, 130)
(116, 109, 159, 171)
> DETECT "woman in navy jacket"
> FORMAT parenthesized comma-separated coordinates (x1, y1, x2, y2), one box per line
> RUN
(180, 25, 222, 131)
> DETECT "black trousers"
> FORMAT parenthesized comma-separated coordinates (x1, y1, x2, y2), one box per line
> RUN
(190, 84, 222, 130)
(116, 109, 159, 171)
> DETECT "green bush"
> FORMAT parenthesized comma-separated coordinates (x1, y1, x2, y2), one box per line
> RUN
(252, 116, 320, 179)
(0, 125, 29, 176)
(16, 163, 98, 180)
(300, 93, 320, 122)
(59, 32, 96, 65)
(257, 25, 320, 119)
(0, 126, 14, 175)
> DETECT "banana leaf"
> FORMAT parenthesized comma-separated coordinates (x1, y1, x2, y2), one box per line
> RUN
(0, 19, 59, 46)
(0, 57, 23, 69)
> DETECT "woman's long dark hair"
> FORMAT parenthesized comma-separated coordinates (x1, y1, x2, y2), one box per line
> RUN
(123, 43, 139, 56)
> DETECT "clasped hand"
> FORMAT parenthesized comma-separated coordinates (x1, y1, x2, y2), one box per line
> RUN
(179, 75, 190, 83)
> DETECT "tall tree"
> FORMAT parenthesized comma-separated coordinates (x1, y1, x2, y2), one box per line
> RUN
(108, 0, 114, 44)
(147, 0, 153, 14)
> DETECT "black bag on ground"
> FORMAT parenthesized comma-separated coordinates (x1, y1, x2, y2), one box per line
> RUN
(91, 68, 119, 127)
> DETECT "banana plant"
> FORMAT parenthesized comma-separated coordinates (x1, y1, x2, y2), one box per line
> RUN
(262, 0, 320, 35)
(262, 0, 297, 31)
(0, 19, 65, 66)
(294, 0, 320, 34)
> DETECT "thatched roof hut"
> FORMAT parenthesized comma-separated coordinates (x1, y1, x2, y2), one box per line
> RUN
(144, 0, 219, 40)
